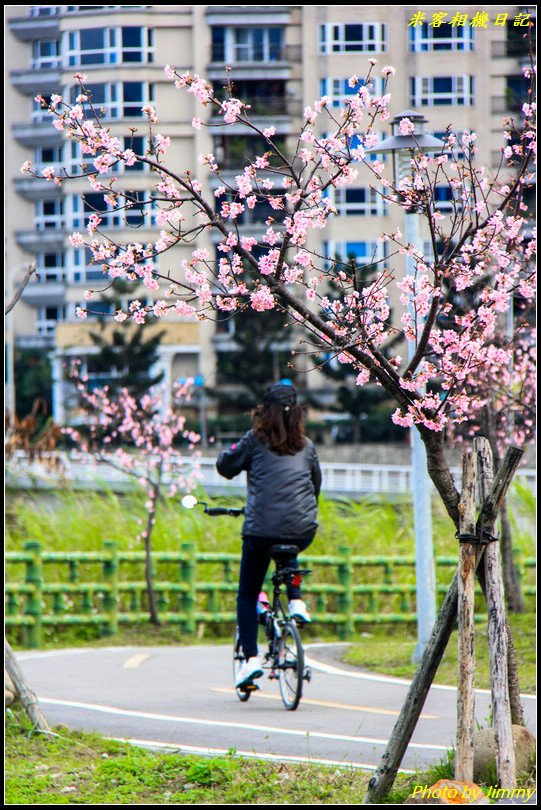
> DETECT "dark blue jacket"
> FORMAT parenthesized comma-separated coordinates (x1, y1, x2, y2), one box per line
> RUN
(216, 430, 321, 540)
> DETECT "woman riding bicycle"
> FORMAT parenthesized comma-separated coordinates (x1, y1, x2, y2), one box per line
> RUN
(216, 382, 322, 689)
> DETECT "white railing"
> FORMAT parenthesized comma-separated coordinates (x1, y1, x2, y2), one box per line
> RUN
(6, 452, 537, 497)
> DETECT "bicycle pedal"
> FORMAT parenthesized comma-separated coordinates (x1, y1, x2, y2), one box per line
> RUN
(268, 670, 279, 680)
(244, 682, 260, 692)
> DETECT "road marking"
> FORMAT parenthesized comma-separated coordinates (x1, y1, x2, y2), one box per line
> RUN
(114, 737, 415, 774)
(38, 697, 448, 751)
(16, 648, 537, 702)
(123, 653, 151, 669)
(304, 646, 538, 699)
(211, 688, 437, 719)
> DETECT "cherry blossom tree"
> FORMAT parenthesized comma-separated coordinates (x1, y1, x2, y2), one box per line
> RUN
(65, 367, 200, 624)
(26, 57, 536, 534)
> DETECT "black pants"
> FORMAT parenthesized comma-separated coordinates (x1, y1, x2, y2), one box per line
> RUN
(237, 534, 313, 659)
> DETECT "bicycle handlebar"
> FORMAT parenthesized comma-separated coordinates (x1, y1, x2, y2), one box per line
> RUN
(204, 506, 245, 517)
(181, 496, 245, 517)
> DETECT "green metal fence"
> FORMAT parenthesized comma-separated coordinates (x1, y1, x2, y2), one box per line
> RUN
(5, 541, 536, 649)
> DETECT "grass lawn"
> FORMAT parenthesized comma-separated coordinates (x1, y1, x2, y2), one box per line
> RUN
(342, 611, 536, 694)
(5, 706, 374, 805)
(5, 706, 536, 805)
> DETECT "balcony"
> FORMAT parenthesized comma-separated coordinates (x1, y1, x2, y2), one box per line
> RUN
(15, 230, 65, 253)
(212, 95, 302, 119)
(9, 15, 60, 42)
(491, 39, 533, 59)
(491, 95, 529, 115)
(208, 45, 301, 81)
(21, 280, 66, 306)
(14, 177, 63, 201)
(11, 66, 62, 96)
(12, 121, 63, 148)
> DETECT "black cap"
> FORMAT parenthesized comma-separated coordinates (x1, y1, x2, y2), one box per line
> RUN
(263, 382, 297, 409)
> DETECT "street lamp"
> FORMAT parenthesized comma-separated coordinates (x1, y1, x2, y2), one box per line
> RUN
(368, 111, 445, 662)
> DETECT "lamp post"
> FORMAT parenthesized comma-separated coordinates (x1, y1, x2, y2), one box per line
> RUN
(368, 111, 445, 662)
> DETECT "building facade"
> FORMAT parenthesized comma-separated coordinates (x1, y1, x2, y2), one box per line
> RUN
(5, 5, 534, 422)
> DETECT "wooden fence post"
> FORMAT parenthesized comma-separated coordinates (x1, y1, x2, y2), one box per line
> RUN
(475, 437, 516, 789)
(338, 546, 354, 640)
(24, 541, 42, 649)
(102, 541, 119, 637)
(456, 449, 477, 782)
(181, 543, 196, 634)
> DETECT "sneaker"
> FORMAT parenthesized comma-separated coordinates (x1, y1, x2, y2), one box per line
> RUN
(235, 656, 264, 689)
(288, 599, 311, 623)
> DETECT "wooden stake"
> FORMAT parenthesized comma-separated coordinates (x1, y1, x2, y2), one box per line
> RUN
(4, 638, 51, 733)
(364, 445, 524, 804)
(456, 449, 476, 782)
(475, 437, 516, 790)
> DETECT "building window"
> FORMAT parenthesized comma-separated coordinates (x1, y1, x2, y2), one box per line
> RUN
(433, 131, 466, 160)
(64, 26, 154, 66)
(409, 22, 474, 52)
(35, 199, 64, 230)
(76, 300, 115, 321)
(37, 305, 66, 336)
(65, 5, 150, 12)
(69, 193, 121, 229)
(214, 134, 287, 170)
(32, 94, 56, 122)
(36, 253, 65, 282)
(319, 23, 387, 54)
(324, 241, 385, 271)
(29, 7, 59, 16)
(320, 77, 384, 107)
(330, 188, 385, 217)
(410, 76, 474, 106)
(32, 39, 61, 69)
(123, 136, 147, 170)
(67, 81, 155, 119)
(124, 190, 156, 226)
(211, 26, 284, 63)
(34, 145, 63, 172)
(68, 247, 108, 283)
(434, 186, 456, 213)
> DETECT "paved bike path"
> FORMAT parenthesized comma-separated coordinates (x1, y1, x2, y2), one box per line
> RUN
(16, 644, 537, 773)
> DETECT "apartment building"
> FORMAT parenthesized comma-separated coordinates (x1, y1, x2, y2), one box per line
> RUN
(5, 5, 534, 422)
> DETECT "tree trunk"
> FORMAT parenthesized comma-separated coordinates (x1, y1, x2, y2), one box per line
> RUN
(483, 408, 525, 614)
(500, 499, 525, 613)
(455, 450, 476, 782)
(475, 437, 516, 789)
(5, 639, 51, 733)
(143, 472, 162, 626)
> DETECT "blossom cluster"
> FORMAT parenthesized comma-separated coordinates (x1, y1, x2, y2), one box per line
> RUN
(27, 62, 537, 437)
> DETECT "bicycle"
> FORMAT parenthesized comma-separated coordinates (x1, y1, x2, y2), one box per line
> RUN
(181, 495, 312, 711)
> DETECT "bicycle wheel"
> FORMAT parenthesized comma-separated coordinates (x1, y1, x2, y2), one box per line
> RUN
(233, 627, 251, 702)
(277, 621, 304, 711)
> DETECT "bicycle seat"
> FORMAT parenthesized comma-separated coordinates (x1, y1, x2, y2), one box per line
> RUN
(269, 544, 300, 561)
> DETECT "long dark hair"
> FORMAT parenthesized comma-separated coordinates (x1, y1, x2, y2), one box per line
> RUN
(251, 401, 306, 455)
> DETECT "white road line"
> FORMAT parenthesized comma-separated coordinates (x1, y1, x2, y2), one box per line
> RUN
(304, 646, 537, 699)
(115, 737, 416, 774)
(123, 653, 151, 669)
(38, 697, 449, 751)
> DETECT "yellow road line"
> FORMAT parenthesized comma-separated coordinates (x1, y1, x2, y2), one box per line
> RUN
(123, 653, 151, 669)
(212, 688, 437, 719)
